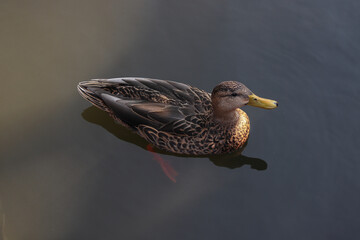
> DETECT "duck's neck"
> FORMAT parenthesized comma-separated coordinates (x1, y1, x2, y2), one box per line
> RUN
(212, 108, 240, 124)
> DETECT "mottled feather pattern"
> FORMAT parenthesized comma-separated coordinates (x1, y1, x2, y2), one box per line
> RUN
(78, 77, 250, 155)
(137, 109, 249, 155)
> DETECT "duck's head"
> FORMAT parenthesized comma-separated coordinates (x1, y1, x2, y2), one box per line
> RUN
(211, 81, 278, 121)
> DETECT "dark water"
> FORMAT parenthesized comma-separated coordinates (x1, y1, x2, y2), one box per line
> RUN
(1, 0, 360, 239)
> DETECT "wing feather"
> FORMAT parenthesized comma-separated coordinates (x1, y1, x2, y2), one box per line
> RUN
(78, 78, 212, 133)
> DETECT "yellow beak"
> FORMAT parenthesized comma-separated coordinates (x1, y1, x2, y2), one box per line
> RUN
(247, 94, 278, 109)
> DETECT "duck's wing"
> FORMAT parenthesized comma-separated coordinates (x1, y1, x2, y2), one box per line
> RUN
(78, 78, 211, 134)
(158, 114, 208, 136)
(98, 94, 208, 137)
(78, 77, 212, 114)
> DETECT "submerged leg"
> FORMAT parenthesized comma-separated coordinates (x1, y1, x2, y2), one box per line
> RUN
(146, 145, 178, 182)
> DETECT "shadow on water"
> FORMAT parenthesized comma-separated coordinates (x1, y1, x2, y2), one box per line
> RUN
(81, 106, 267, 171)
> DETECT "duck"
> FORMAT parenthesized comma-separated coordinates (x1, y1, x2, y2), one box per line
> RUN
(77, 77, 277, 155)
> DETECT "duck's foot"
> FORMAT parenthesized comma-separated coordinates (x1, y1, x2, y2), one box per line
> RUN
(146, 145, 178, 183)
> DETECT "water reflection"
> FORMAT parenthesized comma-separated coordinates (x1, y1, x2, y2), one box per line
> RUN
(82, 106, 267, 171)
(209, 147, 268, 170)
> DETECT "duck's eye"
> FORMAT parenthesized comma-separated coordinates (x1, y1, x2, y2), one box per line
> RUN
(231, 93, 238, 97)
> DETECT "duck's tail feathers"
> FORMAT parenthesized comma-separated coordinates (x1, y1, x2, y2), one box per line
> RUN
(77, 80, 111, 112)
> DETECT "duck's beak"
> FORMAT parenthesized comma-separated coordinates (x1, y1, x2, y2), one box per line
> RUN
(247, 94, 278, 109)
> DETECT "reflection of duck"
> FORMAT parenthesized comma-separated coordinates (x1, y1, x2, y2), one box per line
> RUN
(78, 78, 277, 155)
(209, 142, 268, 170)
(81, 106, 267, 170)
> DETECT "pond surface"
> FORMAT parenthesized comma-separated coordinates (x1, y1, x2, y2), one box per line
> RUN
(1, 0, 360, 239)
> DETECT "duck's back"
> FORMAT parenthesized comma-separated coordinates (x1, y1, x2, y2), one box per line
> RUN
(77, 77, 212, 133)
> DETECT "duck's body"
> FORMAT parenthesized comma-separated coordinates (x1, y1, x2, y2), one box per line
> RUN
(78, 77, 277, 155)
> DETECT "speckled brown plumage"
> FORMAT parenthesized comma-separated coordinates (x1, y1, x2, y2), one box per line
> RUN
(77, 77, 253, 155)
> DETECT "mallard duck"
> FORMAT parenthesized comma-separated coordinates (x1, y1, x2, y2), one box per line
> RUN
(77, 77, 277, 155)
